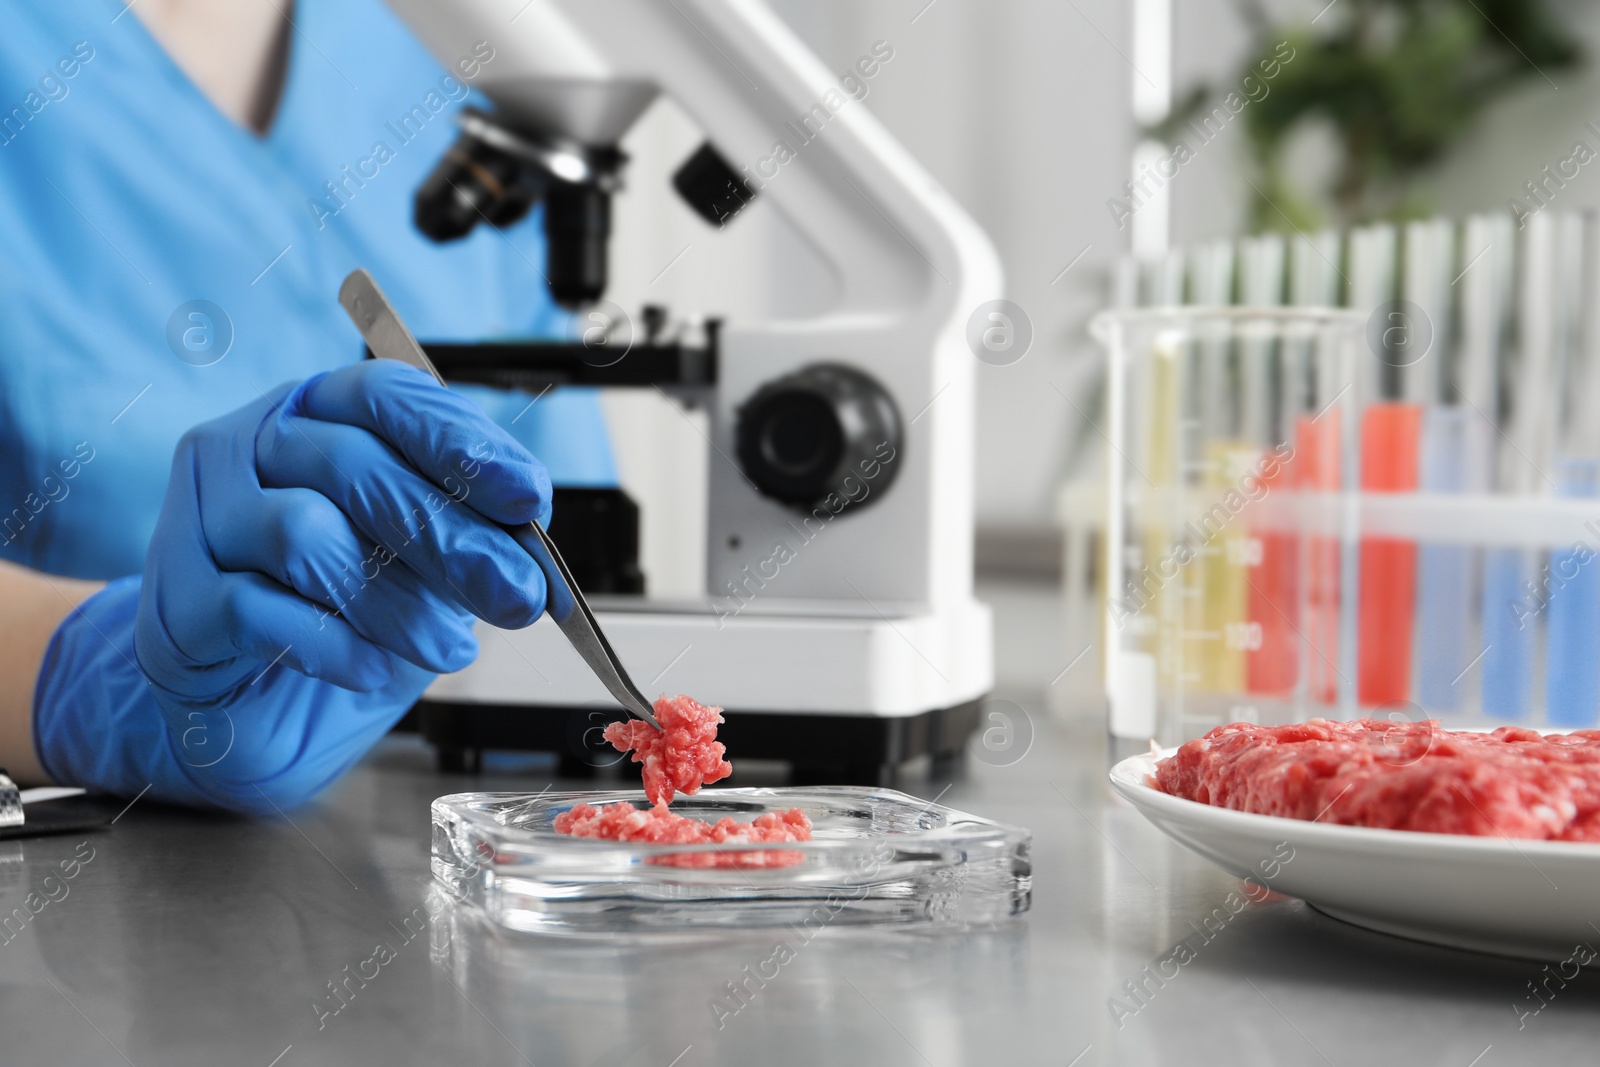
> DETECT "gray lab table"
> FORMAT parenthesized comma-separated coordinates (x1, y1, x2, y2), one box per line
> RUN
(3, 701, 1599, 1065)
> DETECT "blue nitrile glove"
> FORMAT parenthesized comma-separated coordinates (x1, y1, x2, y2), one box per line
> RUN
(33, 361, 553, 814)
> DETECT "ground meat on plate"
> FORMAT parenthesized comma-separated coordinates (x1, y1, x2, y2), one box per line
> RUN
(602, 693, 733, 807)
(553, 802, 813, 868)
(1154, 719, 1600, 842)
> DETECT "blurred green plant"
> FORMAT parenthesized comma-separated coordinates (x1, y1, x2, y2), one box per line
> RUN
(1158, 0, 1585, 232)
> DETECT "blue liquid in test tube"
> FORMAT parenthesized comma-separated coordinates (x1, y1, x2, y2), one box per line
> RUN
(1545, 458, 1600, 727)
(1480, 211, 1558, 723)
(1482, 549, 1535, 720)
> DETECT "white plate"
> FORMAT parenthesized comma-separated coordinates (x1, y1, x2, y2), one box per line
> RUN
(1110, 750, 1600, 962)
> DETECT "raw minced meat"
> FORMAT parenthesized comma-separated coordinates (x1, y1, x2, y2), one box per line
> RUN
(602, 694, 732, 807)
(1154, 719, 1600, 842)
(554, 693, 812, 865)
(553, 801, 812, 868)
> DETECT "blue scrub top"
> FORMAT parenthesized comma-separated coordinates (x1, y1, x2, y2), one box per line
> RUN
(0, 0, 616, 580)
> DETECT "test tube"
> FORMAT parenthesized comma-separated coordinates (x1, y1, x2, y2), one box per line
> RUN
(1239, 236, 1298, 699)
(1289, 231, 1345, 706)
(1143, 249, 1187, 307)
(1544, 212, 1600, 727)
(1350, 224, 1421, 708)
(1358, 405, 1421, 705)
(1297, 398, 1343, 706)
(1410, 218, 1478, 711)
(1428, 215, 1501, 707)
(1483, 212, 1556, 720)
(1186, 241, 1248, 693)
(1109, 250, 1193, 739)
(1143, 316, 1186, 697)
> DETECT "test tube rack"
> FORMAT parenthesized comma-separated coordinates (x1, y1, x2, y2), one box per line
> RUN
(1069, 211, 1600, 742)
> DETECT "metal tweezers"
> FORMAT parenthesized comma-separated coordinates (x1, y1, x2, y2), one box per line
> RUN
(338, 268, 660, 731)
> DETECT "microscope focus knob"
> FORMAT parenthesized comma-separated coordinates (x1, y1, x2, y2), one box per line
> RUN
(736, 363, 902, 511)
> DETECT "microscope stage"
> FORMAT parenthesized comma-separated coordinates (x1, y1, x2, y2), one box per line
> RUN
(425, 597, 992, 716)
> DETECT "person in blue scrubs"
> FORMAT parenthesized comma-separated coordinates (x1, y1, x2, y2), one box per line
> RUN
(0, 0, 616, 812)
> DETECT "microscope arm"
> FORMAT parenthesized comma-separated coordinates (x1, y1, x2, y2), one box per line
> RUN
(386, 0, 998, 324)
(387, 0, 1000, 610)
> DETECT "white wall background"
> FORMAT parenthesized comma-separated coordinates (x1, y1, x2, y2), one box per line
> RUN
(598, 0, 1136, 594)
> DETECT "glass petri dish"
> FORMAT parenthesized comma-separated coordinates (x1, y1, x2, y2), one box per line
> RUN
(432, 786, 1032, 936)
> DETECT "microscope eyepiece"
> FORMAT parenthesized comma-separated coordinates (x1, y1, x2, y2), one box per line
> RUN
(415, 141, 539, 242)
(544, 183, 611, 310)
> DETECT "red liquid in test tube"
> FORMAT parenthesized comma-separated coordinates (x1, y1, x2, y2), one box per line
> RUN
(1295, 412, 1342, 705)
(1246, 448, 1297, 696)
(1357, 403, 1421, 707)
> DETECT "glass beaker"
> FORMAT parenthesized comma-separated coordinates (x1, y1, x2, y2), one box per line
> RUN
(1090, 307, 1365, 748)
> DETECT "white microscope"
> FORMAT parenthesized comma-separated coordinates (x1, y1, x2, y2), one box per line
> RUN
(386, 0, 1000, 784)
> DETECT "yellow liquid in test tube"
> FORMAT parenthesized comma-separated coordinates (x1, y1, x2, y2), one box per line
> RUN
(1101, 335, 1183, 688)
(1186, 442, 1258, 692)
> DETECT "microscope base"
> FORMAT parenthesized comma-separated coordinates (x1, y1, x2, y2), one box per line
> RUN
(416, 697, 982, 786)
(416, 599, 993, 784)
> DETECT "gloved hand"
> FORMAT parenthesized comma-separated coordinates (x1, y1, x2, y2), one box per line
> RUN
(33, 360, 552, 813)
